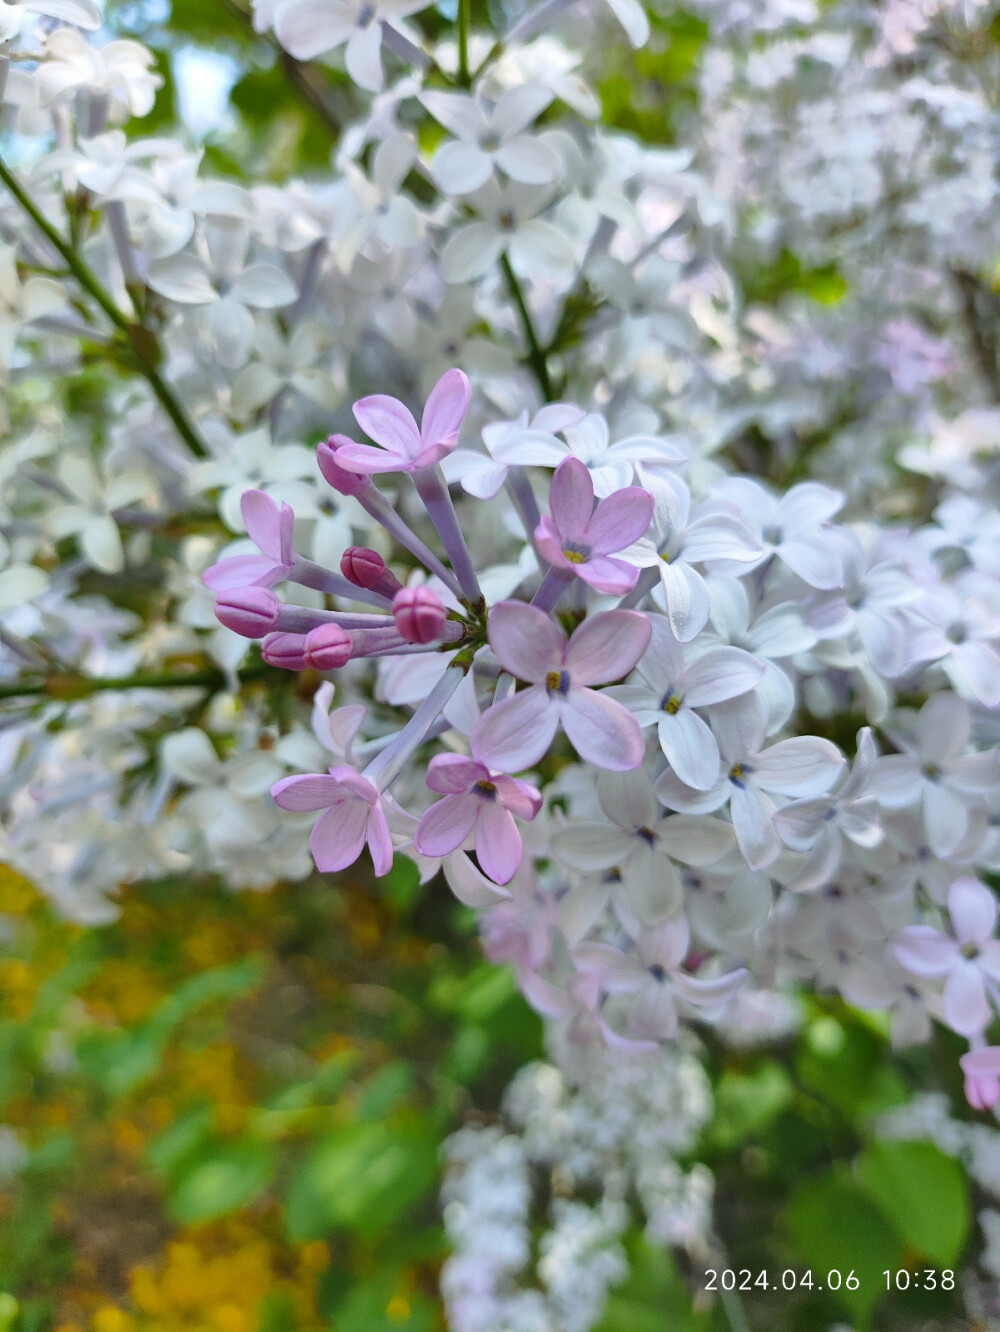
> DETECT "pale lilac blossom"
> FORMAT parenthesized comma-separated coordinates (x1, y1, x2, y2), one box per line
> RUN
(472, 603, 651, 772)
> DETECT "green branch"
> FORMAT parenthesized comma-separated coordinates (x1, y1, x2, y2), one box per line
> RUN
(457, 0, 472, 85)
(0, 665, 274, 702)
(0, 154, 209, 460)
(500, 253, 554, 402)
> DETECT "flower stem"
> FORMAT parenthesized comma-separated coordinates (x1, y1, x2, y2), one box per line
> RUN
(530, 566, 572, 611)
(500, 253, 554, 402)
(457, 0, 472, 85)
(363, 664, 467, 790)
(0, 153, 209, 460)
(413, 466, 483, 603)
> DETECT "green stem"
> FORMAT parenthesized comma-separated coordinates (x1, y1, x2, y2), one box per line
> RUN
(0, 665, 273, 702)
(0, 154, 209, 460)
(457, 0, 471, 86)
(500, 253, 553, 401)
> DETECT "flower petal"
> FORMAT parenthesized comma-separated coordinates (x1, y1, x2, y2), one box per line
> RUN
(561, 687, 646, 770)
(564, 609, 652, 685)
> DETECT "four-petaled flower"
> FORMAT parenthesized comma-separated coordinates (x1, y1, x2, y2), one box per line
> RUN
(893, 875, 1000, 1037)
(414, 753, 542, 885)
(203, 489, 295, 592)
(472, 602, 651, 772)
(333, 368, 471, 474)
(271, 764, 392, 876)
(534, 455, 654, 594)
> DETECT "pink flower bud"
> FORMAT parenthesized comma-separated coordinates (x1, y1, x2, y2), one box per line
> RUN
(261, 632, 308, 670)
(341, 547, 387, 589)
(215, 586, 280, 637)
(318, 436, 371, 497)
(961, 1048, 1000, 1111)
(392, 586, 447, 645)
(304, 623, 352, 670)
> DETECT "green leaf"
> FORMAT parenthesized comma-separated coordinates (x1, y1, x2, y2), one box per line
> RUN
(284, 1121, 439, 1241)
(168, 1138, 275, 1223)
(330, 1271, 435, 1332)
(709, 1061, 793, 1150)
(855, 1140, 969, 1267)
(146, 1103, 214, 1177)
(359, 1061, 414, 1121)
(784, 1170, 902, 1326)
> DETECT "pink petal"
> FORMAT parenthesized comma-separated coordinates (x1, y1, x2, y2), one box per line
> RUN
(948, 875, 997, 945)
(564, 610, 652, 685)
(426, 752, 488, 793)
(583, 486, 654, 554)
(578, 554, 639, 595)
(487, 601, 565, 682)
(203, 554, 281, 591)
(943, 960, 991, 1036)
(892, 925, 957, 977)
(961, 1046, 1000, 1077)
(415, 793, 478, 858)
(278, 502, 296, 566)
(367, 804, 394, 877)
(352, 393, 421, 459)
(475, 802, 522, 884)
(271, 773, 341, 811)
(493, 774, 542, 820)
(241, 488, 283, 559)
(548, 455, 595, 538)
(642, 912, 690, 968)
(561, 687, 646, 770)
(420, 368, 471, 449)
(310, 799, 370, 873)
(472, 687, 559, 772)
(332, 441, 417, 474)
(326, 764, 380, 803)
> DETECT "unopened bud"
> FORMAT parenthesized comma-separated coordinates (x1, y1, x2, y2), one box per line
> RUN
(304, 623, 352, 670)
(341, 547, 387, 588)
(215, 586, 280, 637)
(392, 585, 447, 645)
(318, 436, 370, 497)
(261, 632, 308, 670)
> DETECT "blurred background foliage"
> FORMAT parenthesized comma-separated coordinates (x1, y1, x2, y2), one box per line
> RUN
(0, 852, 982, 1331)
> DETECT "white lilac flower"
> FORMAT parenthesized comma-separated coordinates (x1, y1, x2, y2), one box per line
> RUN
(423, 86, 561, 195)
(147, 220, 297, 368)
(549, 767, 735, 922)
(655, 694, 845, 870)
(618, 472, 764, 642)
(868, 693, 1000, 859)
(609, 614, 764, 789)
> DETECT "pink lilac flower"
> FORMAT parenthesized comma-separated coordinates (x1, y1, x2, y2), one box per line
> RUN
(893, 875, 1000, 1037)
(573, 912, 747, 1041)
(960, 1046, 1000, 1111)
(534, 456, 653, 594)
(655, 695, 845, 871)
(333, 367, 471, 474)
(472, 602, 651, 772)
(203, 489, 294, 591)
(414, 753, 542, 884)
(271, 764, 392, 876)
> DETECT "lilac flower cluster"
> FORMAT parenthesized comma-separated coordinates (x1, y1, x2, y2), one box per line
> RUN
(203, 367, 1000, 1106)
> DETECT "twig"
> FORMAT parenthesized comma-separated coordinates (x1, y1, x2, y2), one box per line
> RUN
(0, 153, 210, 460)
